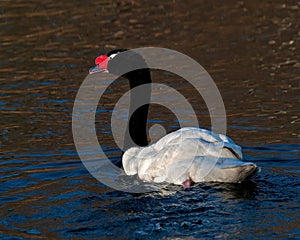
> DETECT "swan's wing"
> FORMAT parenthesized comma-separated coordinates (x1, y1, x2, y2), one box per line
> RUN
(153, 127, 220, 151)
(153, 127, 243, 159)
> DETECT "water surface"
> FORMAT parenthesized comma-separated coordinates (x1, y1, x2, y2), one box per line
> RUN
(0, 0, 299, 239)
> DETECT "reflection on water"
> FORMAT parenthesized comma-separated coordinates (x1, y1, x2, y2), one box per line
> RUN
(0, 0, 299, 239)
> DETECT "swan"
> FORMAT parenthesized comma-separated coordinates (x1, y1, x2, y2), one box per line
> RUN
(89, 49, 258, 187)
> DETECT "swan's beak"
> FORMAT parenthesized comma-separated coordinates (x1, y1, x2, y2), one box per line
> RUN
(90, 54, 110, 74)
(89, 65, 107, 74)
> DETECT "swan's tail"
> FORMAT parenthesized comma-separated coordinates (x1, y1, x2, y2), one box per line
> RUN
(191, 157, 259, 183)
(221, 163, 258, 182)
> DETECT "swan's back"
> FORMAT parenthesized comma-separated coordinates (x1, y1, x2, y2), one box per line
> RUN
(122, 127, 257, 184)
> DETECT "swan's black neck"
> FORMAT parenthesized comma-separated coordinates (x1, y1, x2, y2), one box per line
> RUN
(107, 49, 151, 151)
(125, 68, 151, 150)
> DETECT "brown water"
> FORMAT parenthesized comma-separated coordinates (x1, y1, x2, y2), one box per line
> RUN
(0, 0, 299, 239)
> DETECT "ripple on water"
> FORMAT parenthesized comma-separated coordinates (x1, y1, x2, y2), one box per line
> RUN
(1, 0, 299, 239)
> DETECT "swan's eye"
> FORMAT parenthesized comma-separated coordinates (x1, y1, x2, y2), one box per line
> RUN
(109, 53, 117, 59)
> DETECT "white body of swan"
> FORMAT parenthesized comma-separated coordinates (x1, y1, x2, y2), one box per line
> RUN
(122, 127, 257, 185)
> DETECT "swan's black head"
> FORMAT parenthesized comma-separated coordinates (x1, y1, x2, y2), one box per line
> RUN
(89, 49, 125, 74)
(89, 49, 151, 87)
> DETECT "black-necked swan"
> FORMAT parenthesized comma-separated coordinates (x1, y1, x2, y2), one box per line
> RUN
(89, 49, 258, 187)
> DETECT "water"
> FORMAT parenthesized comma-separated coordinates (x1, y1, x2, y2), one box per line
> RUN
(1, 0, 299, 239)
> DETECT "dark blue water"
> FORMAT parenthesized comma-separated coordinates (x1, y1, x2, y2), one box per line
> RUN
(1, 0, 299, 239)
(0, 144, 299, 239)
